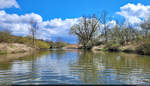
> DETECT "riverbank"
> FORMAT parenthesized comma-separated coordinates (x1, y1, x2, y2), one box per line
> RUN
(49, 41, 150, 56)
(62, 44, 82, 49)
(59, 40, 150, 56)
(0, 43, 35, 54)
(92, 41, 150, 56)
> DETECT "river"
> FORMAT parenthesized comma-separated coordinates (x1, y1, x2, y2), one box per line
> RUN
(0, 50, 150, 85)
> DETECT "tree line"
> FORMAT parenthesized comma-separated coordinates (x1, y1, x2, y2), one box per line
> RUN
(70, 11, 150, 51)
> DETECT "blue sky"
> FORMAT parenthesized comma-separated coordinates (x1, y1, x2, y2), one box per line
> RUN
(5, 0, 150, 20)
(0, 0, 150, 43)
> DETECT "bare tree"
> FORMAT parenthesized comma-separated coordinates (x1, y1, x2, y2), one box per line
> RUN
(70, 15, 100, 49)
(29, 19, 39, 47)
(99, 10, 111, 43)
(140, 17, 150, 37)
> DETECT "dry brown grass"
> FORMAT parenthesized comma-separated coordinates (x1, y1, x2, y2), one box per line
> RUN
(63, 44, 82, 49)
(0, 43, 34, 54)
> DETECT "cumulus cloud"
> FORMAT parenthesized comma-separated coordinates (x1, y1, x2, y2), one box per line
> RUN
(0, 10, 79, 43)
(116, 3, 150, 24)
(37, 18, 79, 42)
(0, 0, 20, 9)
(0, 10, 42, 36)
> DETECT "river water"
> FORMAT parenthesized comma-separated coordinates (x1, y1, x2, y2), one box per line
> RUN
(0, 50, 150, 85)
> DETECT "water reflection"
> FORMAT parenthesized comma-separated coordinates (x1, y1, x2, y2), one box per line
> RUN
(0, 50, 150, 85)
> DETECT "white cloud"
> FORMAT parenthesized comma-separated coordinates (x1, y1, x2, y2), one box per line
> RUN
(0, 10, 79, 43)
(107, 20, 117, 28)
(38, 18, 79, 42)
(116, 3, 150, 24)
(0, 0, 20, 9)
(0, 11, 42, 36)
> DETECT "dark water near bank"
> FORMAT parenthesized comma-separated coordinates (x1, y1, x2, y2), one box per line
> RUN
(0, 50, 150, 85)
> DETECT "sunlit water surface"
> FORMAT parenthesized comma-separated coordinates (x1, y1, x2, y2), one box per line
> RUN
(0, 50, 150, 85)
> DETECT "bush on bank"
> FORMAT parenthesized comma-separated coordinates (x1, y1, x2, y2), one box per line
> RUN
(136, 38, 150, 55)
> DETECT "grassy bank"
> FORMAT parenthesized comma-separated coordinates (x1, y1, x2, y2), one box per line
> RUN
(92, 37, 150, 56)
(0, 43, 34, 54)
(0, 30, 69, 54)
(0, 31, 50, 49)
(0, 31, 48, 54)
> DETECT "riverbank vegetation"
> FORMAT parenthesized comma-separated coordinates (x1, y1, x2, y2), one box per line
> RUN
(0, 29, 68, 54)
(0, 30, 49, 49)
(70, 11, 150, 55)
(1, 10, 150, 56)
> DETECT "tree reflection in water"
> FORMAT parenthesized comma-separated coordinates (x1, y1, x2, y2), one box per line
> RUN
(70, 51, 150, 84)
(0, 50, 150, 85)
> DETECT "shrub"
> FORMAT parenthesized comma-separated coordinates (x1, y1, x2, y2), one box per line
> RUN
(136, 37, 150, 55)
(94, 41, 104, 46)
(55, 42, 67, 48)
(0, 31, 12, 43)
(136, 42, 150, 55)
(105, 42, 121, 52)
(35, 41, 50, 49)
(136, 35, 143, 42)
